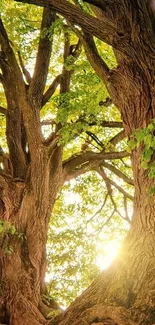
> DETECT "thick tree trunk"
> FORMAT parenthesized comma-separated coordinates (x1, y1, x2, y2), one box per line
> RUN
(0, 163, 62, 325)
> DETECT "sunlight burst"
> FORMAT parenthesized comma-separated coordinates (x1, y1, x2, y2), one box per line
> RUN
(96, 240, 120, 270)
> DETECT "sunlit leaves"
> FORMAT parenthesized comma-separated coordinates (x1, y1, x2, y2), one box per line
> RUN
(128, 119, 155, 177)
(1, 0, 41, 61)
(95, 39, 117, 69)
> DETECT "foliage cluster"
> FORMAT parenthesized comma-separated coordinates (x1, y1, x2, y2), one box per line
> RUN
(128, 119, 155, 179)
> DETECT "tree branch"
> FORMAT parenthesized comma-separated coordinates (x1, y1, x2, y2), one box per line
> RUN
(60, 33, 81, 94)
(0, 74, 4, 84)
(86, 193, 108, 225)
(29, 8, 56, 107)
(0, 106, 6, 115)
(96, 210, 116, 233)
(101, 121, 122, 128)
(63, 150, 129, 180)
(107, 178, 133, 201)
(97, 166, 131, 223)
(41, 119, 56, 126)
(54, 33, 81, 137)
(0, 18, 44, 175)
(60, 30, 72, 95)
(96, 164, 133, 200)
(86, 131, 105, 149)
(0, 19, 11, 52)
(102, 161, 134, 186)
(83, 0, 103, 8)
(76, 118, 123, 129)
(62, 125, 126, 181)
(42, 74, 61, 106)
(99, 97, 112, 107)
(0, 18, 28, 178)
(15, 0, 116, 47)
(109, 130, 125, 146)
(96, 167, 122, 220)
(69, 27, 110, 86)
(16, 0, 155, 70)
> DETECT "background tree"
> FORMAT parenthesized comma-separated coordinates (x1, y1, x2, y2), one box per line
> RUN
(1, 0, 155, 325)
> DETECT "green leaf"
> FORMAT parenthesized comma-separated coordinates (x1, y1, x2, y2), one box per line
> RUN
(9, 224, 16, 235)
(147, 123, 154, 131)
(142, 148, 153, 163)
(148, 169, 155, 179)
(135, 128, 147, 143)
(143, 134, 153, 149)
(140, 161, 148, 170)
(148, 165, 155, 179)
(0, 222, 4, 233)
(148, 186, 155, 195)
(128, 139, 136, 150)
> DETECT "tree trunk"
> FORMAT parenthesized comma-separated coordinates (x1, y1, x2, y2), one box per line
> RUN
(0, 162, 62, 325)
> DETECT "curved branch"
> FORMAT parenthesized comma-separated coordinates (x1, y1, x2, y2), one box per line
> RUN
(42, 74, 61, 106)
(86, 131, 105, 149)
(16, 0, 116, 46)
(63, 150, 129, 181)
(97, 166, 132, 223)
(71, 28, 110, 86)
(86, 194, 108, 225)
(102, 161, 134, 186)
(99, 168, 124, 220)
(16, 0, 155, 73)
(108, 179, 133, 201)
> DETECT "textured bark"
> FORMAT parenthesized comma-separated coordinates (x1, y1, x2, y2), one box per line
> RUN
(0, 160, 62, 325)
(0, 9, 63, 324)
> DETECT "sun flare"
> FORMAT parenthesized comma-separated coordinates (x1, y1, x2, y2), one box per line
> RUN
(96, 240, 120, 270)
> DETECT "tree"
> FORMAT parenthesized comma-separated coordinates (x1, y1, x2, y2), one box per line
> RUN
(0, 0, 154, 324)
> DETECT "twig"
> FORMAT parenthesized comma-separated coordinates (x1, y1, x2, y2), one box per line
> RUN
(86, 194, 108, 225)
